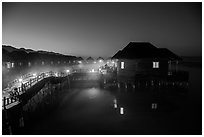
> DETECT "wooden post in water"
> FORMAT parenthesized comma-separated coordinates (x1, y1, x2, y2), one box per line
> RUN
(3, 97, 6, 110)
(29, 79, 32, 87)
(132, 83, 135, 91)
(125, 83, 127, 91)
(7, 98, 9, 106)
(117, 82, 120, 89)
(3, 107, 12, 135)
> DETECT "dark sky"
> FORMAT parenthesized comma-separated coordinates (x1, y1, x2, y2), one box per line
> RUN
(2, 2, 202, 58)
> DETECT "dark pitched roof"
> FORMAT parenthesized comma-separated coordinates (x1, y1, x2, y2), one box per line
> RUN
(77, 57, 84, 61)
(112, 50, 122, 59)
(158, 48, 182, 60)
(96, 57, 104, 61)
(86, 57, 94, 61)
(112, 42, 181, 61)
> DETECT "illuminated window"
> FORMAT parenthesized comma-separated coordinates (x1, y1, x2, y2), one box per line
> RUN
(121, 62, 124, 69)
(153, 62, 159, 68)
(11, 63, 14, 68)
(6, 62, 11, 68)
(120, 107, 124, 115)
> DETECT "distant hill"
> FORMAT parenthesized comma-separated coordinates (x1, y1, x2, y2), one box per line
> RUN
(2, 45, 78, 63)
(19, 48, 35, 53)
(2, 45, 19, 52)
(3, 45, 59, 54)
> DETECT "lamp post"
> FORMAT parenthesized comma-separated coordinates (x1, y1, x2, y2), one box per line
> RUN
(66, 69, 70, 76)
(19, 78, 23, 92)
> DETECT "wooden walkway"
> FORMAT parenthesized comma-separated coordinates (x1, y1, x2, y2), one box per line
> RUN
(2, 71, 68, 110)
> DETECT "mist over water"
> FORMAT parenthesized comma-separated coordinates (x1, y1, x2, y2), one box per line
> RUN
(21, 57, 201, 135)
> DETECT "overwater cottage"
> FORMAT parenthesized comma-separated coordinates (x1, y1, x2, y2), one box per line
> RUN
(86, 57, 94, 64)
(111, 42, 182, 79)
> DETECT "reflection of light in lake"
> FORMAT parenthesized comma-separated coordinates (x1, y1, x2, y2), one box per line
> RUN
(113, 98, 117, 104)
(113, 98, 117, 108)
(86, 88, 100, 99)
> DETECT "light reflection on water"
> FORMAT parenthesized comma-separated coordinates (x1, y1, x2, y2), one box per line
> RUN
(24, 62, 201, 134)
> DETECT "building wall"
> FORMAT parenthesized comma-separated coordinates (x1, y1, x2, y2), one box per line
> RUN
(116, 58, 169, 78)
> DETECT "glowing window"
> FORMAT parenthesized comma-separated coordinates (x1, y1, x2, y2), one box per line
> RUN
(120, 107, 124, 115)
(153, 62, 159, 68)
(11, 63, 14, 68)
(121, 62, 124, 69)
(6, 62, 11, 68)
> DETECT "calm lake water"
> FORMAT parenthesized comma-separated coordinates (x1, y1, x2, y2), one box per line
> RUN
(24, 57, 202, 135)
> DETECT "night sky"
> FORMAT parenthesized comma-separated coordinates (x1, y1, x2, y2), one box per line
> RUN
(2, 2, 202, 58)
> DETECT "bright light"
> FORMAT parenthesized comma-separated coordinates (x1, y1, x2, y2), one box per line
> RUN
(113, 98, 117, 108)
(33, 73, 36, 77)
(55, 73, 58, 77)
(112, 61, 115, 64)
(19, 78, 23, 82)
(99, 60, 103, 63)
(78, 61, 82, 64)
(121, 62, 124, 69)
(153, 62, 159, 68)
(90, 69, 95, 73)
(94, 61, 96, 64)
(66, 69, 70, 73)
(114, 104, 117, 108)
(120, 107, 124, 115)
(6, 62, 11, 68)
(11, 63, 14, 68)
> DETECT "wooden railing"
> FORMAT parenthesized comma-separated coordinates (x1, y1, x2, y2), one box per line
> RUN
(2, 71, 68, 109)
(7, 73, 33, 88)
